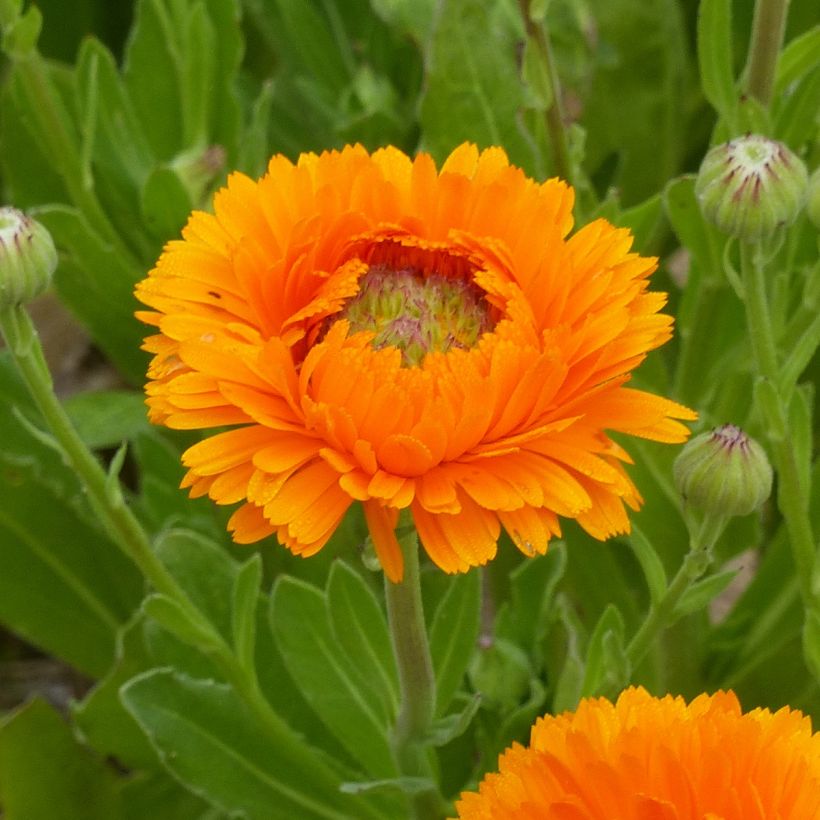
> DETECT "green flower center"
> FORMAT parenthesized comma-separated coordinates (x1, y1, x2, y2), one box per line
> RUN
(336, 264, 495, 367)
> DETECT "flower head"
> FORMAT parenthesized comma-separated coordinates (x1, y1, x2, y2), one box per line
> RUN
(455, 686, 820, 819)
(136, 143, 694, 581)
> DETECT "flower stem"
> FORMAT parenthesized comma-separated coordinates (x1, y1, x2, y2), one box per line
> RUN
(517, 0, 573, 186)
(384, 529, 447, 820)
(627, 515, 725, 670)
(743, 0, 790, 108)
(739, 243, 817, 607)
(0, 305, 181, 598)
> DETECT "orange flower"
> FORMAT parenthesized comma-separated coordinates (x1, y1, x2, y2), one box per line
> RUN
(135, 143, 694, 581)
(455, 686, 820, 819)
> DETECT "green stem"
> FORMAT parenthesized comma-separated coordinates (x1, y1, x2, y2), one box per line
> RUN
(0, 305, 181, 598)
(740, 243, 817, 606)
(517, 0, 573, 186)
(627, 516, 724, 669)
(384, 530, 447, 820)
(743, 0, 790, 108)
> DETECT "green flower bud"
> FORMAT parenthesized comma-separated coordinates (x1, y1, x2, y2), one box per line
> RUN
(0, 207, 57, 308)
(807, 167, 820, 231)
(695, 135, 808, 241)
(673, 424, 772, 518)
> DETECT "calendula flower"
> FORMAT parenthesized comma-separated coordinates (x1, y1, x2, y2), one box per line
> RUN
(455, 686, 820, 819)
(136, 143, 694, 581)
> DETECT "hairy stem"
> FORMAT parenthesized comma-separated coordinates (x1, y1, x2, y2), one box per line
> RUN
(385, 530, 448, 820)
(743, 0, 790, 108)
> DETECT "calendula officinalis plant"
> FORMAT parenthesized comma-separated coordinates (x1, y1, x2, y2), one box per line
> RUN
(0, 0, 817, 817)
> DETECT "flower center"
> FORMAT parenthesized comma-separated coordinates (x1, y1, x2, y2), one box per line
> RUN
(336, 263, 495, 367)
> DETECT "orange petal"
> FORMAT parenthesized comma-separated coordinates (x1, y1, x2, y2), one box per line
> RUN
(363, 501, 403, 583)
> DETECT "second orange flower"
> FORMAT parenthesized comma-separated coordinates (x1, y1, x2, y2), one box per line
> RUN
(136, 143, 694, 581)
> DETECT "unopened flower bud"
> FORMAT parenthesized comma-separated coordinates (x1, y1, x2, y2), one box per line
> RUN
(807, 167, 820, 231)
(673, 424, 772, 518)
(695, 135, 808, 240)
(0, 207, 57, 308)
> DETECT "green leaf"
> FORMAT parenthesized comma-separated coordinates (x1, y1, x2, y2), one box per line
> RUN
(72, 613, 159, 771)
(419, 0, 539, 176)
(802, 608, 820, 684)
(774, 26, 820, 98)
(270, 576, 397, 779)
(271, 0, 354, 95)
(0, 699, 118, 820)
(121, 669, 377, 819)
(495, 544, 567, 658)
(429, 569, 481, 715)
(140, 166, 193, 241)
(232, 553, 263, 673)
(774, 65, 820, 147)
(116, 771, 223, 820)
(64, 389, 151, 450)
(697, 0, 737, 125)
(76, 37, 154, 183)
(326, 561, 399, 719)
(581, 0, 691, 202)
(0, 464, 141, 677)
(426, 693, 482, 747)
(673, 569, 738, 619)
(627, 526, 667, 606)
(143, 593, 223, 650)
(36, 204, 147, 386)
(123, 0, 184, 159)
(153, 528, 239, 644)
(369, 0, 436, 43)
(236, 79, 274, 178)
(550, 595, 586, 712)
(1, 3, 42, 58)
(581, 604, 629, 698)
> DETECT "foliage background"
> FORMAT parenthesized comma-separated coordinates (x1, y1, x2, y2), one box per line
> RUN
(0, 0, 818, 817)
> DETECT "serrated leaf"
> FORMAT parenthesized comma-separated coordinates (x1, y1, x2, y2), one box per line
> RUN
(270, 576, 397, 779)
(429, 569, 480, 715)
(121, 669, 378, 819)
(0, 699, 118, 820)
(697, 0, 737, 125)
(673, 569, 738, 619)
(326, 561, 399, 719)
